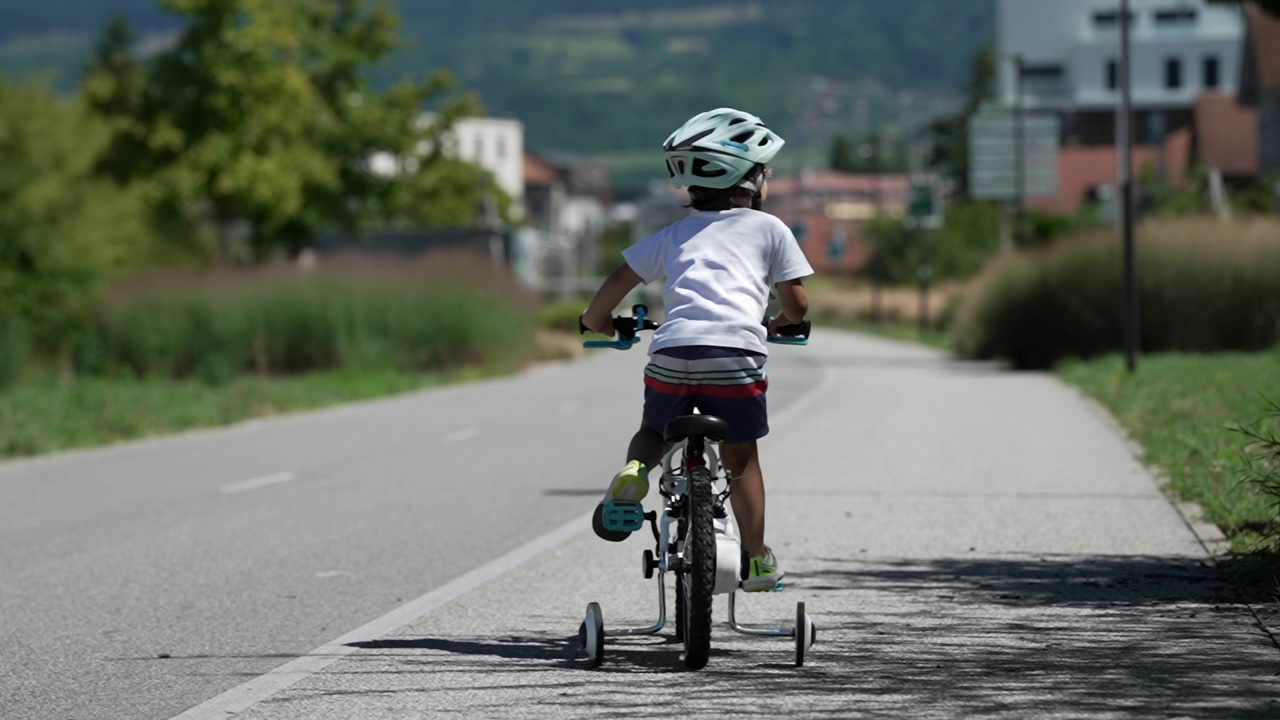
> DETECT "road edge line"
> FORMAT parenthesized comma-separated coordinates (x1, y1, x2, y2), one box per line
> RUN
(171, 356, 839, 719)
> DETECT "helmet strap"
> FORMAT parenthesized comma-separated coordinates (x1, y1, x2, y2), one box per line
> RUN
(751, 190, 763, 211)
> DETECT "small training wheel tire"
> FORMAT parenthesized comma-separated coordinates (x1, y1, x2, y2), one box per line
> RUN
(643, 550, 656, 580)
(582, 602, 604, 668)
(795, 601, 816, 667)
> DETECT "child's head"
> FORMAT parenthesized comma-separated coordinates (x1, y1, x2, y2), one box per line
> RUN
(662, 108, 785, 211)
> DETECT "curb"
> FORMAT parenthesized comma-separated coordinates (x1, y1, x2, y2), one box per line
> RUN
(1071, 388, 1232, 559)
(1068, 385, 1280, 649)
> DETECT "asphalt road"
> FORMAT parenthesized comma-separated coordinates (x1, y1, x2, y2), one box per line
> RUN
(4, 330, 1279, 719)
(0, 340, 814, 720)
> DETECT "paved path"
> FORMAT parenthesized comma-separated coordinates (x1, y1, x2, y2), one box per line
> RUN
(4, 330, 1278, 719)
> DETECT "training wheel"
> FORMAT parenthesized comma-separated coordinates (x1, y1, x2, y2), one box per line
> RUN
(795, 601, 817, 667)
(642, 550, 656, 579)
(580, 602, 605, 668)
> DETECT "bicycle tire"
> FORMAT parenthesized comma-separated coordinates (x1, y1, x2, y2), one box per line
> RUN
(675, 513, 688, 643)
(675, 573, 686, 643)
(682, 466, 716, 670)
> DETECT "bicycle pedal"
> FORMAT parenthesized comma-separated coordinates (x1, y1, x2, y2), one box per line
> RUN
(601, 500, 645, 533)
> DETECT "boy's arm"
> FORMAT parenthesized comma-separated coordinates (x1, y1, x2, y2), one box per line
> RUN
(581, 263, 645, 336)
(769, 278, 810, 334)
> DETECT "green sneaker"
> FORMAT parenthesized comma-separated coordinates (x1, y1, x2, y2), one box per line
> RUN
(742, 546, 784, 592)
(605, 460, 650, 503)
(592, 460, 650, 542)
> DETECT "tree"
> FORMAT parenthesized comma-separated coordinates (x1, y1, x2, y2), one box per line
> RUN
(830, 134, 858, 172)
(0, 78, 159, 353)
(84, 0, 497, 261)
(927, 44, 997, 199)
(829, 131, 911, 174)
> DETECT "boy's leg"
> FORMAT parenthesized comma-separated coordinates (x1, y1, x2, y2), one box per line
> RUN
(721, 441, 767, 559)
(627, 424, 666, 470)
(594, 425, 668, 542)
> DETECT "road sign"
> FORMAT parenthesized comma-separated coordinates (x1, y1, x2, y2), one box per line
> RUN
(969, 109, 1060, 200)
(906, 176, 944, 230)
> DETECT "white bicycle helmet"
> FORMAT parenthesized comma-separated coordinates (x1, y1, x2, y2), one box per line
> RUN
(662, 108, 785, 191)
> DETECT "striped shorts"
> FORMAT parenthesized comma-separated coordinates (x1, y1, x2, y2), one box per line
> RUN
(642, 346, 769, 444)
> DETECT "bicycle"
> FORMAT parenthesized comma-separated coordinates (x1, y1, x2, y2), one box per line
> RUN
(576, 305, 818, 669)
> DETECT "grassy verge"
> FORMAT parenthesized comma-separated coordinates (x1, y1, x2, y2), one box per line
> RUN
(815, 317, 951, 351)
(1060, 350, 1280, 591)
(0, 367, 506, 459)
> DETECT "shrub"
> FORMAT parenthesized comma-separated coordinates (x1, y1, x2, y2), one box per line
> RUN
(0, 315, 28, 391)
(953, 217, 1280, 368)
(538, 300, 586, 334)
(1237, 396, 1280, 550)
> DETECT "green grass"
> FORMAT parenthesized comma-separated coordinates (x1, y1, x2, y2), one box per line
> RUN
(0, 367, 506, 459)
(1060, 350, 1280, 591)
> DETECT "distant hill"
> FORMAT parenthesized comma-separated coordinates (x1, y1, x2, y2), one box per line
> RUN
(0, 1, 995, 192)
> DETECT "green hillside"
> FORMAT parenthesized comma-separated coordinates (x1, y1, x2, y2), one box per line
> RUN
(0, 1, 994, 190)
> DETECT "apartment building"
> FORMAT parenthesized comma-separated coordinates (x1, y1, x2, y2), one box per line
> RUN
(998, 0, 1244, 144)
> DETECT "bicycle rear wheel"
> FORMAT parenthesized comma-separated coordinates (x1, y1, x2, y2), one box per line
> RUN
(681, 466, 716, 669)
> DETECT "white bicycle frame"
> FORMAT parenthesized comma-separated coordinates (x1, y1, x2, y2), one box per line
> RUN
(608, 437, 794, 639)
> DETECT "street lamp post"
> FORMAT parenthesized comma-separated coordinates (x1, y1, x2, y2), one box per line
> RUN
(1119, 0, 1139, 373)
(1013, 54, 1027, 247)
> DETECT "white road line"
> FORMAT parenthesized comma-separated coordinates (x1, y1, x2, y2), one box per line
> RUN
(169, 511, 592, 720)
(170, 358, 840, 720)
(220, 472, 297, 495)
(441, 428, 479, 444)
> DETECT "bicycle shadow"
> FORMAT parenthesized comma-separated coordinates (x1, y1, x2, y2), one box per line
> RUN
(311, 553, 1280, 719)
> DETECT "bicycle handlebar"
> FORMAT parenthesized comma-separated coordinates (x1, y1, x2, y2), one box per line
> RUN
(764, 317, 812, 346)
(580, 305, 660, 350)
(580, 306, 812, 350)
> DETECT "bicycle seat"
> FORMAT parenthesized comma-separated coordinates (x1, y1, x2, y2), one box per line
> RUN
(664, 415, 730, 444)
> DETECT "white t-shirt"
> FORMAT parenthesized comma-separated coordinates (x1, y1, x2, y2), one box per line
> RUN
(622, 208, 814, 356)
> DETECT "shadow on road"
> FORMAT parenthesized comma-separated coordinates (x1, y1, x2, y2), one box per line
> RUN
(305, 554, 1280, 718)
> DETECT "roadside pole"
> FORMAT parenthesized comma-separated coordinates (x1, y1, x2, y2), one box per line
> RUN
(1014, 54, 1027, 247)
(917, 229, 932, 336)
(1120, 0, 1139, 373)
(909, 177, 939, 336)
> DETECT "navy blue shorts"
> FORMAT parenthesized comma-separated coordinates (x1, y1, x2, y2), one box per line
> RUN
(642, 346, 768, 444)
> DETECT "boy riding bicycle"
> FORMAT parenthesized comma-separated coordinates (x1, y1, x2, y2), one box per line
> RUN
(580, 108, 813, 593)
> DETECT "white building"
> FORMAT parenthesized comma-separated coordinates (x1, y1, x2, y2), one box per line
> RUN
(368, 115, 525, 215)
(999, 0, 1244, 143)
(448, 117, 525, 208)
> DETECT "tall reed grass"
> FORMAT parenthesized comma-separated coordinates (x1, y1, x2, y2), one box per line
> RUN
(953, 217, 1280, 369)
(75, 253, 537, 383)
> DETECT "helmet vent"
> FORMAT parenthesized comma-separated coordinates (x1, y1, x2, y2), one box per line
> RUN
(731, 131, 754, 145)
(670, 128, 714, 151)
(692, 158, 727, 178)
(729, 117, 747, 125)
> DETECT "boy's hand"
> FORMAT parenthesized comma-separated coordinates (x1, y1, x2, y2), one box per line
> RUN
(580, 311, 615, 337)
(768, 314, 798, 336)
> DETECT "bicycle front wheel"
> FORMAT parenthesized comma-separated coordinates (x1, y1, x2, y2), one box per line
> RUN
(681, 466, 716, 670)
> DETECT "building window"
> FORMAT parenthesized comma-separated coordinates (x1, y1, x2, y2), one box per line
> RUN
(1164, 57, 1183, 90)
(1020, 63, 1065, 80)
(1106, 59, 1118, 90)
(1203, 56, 1221, 89)
(1154, 7, 1197, 25)
(1092, 9, 1134, 27)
